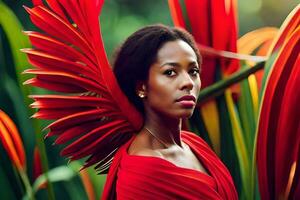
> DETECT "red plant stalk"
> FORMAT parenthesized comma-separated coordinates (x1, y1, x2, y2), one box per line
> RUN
(256, 26, 300, 200)
(33, 146, 47, 190)
(168, 0, 240, 88)
(80, 169, 96, 200)
(0, 109, 35, 199)
(0, 109, 26, 171)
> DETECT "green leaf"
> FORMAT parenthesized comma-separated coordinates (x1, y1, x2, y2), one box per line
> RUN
(237, 65, 257, 157)
(0, 2, 32, 107)
(259, 52, 278, 101)
(2, 75, 36, 151)
(198, 61, 265, 103)
(32, 165, 77, 193)
(0, 149, 20, 200)
(0, 3, 55, 199)
(217, 94, 242, 195)
(225, 89, 251, 199)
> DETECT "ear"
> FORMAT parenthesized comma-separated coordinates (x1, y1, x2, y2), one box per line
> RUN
(136, 81, 147, 98)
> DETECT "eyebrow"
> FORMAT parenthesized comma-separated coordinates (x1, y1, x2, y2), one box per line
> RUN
(160, 61, 199, 68)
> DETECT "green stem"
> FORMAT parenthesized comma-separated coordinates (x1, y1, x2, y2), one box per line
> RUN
(19, 169, 35, 200)
(197, 61, 265, 103)
(250, 145, 258, 200)
(12, 165, 25, 196)
(0, 2, 56, 199)
(33, 119, 56, 200)
(251, 121, 260, 200)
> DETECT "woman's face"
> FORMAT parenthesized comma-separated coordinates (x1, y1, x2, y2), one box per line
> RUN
(144, 39, 201, 119)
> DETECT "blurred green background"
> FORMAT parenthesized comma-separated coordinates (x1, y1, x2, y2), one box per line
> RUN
(0, 0, 299, 199)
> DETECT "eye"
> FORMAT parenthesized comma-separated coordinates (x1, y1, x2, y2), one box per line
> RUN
(163, 69, 176, 77)
(189, 67, 200, 76)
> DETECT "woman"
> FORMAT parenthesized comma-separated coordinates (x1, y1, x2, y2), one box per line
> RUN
(102, 24, 238, 200)
(23, 1, 237, 198)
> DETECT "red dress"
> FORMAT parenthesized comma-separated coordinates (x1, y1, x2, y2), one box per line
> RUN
(102, 131, 238, 200)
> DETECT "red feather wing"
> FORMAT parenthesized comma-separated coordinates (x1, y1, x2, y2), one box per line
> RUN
(24, 0, 143, 173)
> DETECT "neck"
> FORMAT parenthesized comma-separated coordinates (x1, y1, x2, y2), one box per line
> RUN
(143, 109, 183, 149)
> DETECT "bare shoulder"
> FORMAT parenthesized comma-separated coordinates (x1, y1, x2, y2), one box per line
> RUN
(127, 135, 162, 158)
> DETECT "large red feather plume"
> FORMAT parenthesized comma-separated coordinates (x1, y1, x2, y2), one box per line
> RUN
(23, 0, 143, 173)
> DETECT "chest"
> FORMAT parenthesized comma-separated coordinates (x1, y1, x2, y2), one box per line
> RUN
(159, 144, 209, 175)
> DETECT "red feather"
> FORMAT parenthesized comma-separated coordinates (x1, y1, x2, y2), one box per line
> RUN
(24, 0, 143, 173)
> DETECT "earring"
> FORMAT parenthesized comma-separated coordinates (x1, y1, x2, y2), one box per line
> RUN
(138, 91, 146, 98)
(137, 84, 146, 98)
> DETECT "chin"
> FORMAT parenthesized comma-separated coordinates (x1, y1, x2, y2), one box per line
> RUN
(156, 107, 195, 119)
(180, 112, 194, 119)
(172, 109, 195, 119)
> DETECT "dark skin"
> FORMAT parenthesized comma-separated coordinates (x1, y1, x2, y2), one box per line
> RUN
(128, 40, 208, 175)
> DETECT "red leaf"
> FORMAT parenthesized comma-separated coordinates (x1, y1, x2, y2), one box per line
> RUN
(32, 146, 47, 188)
(269, 5, 300, 54)
(167, 0, 186, 28)
(256, 26, 300, 199)
(169, 0, 239, 88)
(274, 55, 300, 198)
(0, 110, 26, 171)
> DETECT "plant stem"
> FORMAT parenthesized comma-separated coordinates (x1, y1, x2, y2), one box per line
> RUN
(33, 119, 56, 200)
(19, 168, 35, 200)
(197, 61, 265, 103)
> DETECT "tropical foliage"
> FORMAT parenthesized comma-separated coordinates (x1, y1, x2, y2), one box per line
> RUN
(169, 1, 300, 199)
(0, 0, 299, 199)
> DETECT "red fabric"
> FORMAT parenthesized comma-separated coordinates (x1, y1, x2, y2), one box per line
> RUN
(102, 131, 237, 200)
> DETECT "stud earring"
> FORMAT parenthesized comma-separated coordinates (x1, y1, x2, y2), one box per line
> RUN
(138, 92, 146, 98)
(137, 84, 146, 98)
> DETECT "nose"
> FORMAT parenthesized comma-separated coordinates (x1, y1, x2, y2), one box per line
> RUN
(179, 72, 194, 91)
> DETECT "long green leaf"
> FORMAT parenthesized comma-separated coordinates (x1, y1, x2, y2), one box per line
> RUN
(225, 89, 251, 199)
(32, 166, 77, 193)
(0, 146, 20, 200)
(237, 64, 257, 156)
(0, 2, 55, 199)
(217, 94, 242, 195)
(0, 2, 31, 105)
(197, 61, 265, 103)
(32, 162, 90, 200)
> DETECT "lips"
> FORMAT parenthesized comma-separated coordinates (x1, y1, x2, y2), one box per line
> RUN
(176, 95, 196, 102)
(176, 95, 196, 108)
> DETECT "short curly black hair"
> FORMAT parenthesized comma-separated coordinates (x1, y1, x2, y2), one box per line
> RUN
(113, 24, 201, 116)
